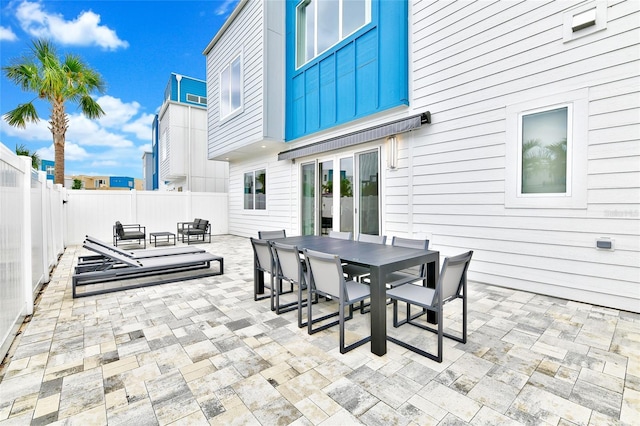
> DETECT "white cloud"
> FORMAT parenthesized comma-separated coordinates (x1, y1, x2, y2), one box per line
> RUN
(36, 142, 89, 162)
(215, 0, 237, 16)
(0, 25, 18, 41)
(66, 115, 134, 148)
(123, 113, 154, 140)
(138, 143, 152, 153)
(95, 95, 140, 128)
(95, 96, 152, 140)
(15, 1, 128, 50)
(0, 117, 51, 141)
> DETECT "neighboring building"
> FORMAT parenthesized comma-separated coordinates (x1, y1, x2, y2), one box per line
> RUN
(69, 175, 143, 190)
(142, 151, 154, 191)
(152, 73, 228, 192)
(40, 159, 55, 181)
(204, 0, 639, 313)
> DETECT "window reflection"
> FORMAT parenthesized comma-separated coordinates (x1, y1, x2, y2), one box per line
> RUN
(521, 107, 568, 194)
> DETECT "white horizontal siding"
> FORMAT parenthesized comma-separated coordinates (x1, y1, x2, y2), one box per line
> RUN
(213, 0, 639, 312)
(206, 0, 265, 158)
(227, 158, 297, 238)
(389, 0, 640, 311)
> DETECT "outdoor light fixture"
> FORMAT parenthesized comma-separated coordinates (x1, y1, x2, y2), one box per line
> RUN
(387, 135, 398, 170)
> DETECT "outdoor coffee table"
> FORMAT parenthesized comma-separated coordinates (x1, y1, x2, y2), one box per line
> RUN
(150, 231, 176, 247)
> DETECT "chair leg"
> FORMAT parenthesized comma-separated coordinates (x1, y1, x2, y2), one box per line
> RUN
(340, 299, 371, 354)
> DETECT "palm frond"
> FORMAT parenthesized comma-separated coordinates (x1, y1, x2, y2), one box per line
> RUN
(3, 103, 40, 128)
(78, 95, 105, 119)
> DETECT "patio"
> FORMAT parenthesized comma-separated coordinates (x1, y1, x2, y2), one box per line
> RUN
(0, 235, 638, 425)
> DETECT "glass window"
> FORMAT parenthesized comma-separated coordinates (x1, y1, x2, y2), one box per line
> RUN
(220, 55, 242, 119)
(296, 0, 371, 68)
(506, 89, 587, 209)
(520, 106, 569, 195)
(244, 169, 266, 210)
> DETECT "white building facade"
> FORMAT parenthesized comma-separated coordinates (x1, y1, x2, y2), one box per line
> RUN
(204, 0, 640, 312)
(155, 73, 229, 192)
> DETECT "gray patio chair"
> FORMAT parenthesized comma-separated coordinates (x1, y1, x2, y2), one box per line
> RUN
(271, 242, 316, 326)
(258, 229, 286, 239)
(384, 237, 430, 288)
(113, 221, 146, 248)
(342, 234, 387, 282)
(177, 218, 211, 244)
(250, 237, 293, 310)
(328, 230, 352, 240)
(304, 248, 371, 354)
(386, 250, 473, 362)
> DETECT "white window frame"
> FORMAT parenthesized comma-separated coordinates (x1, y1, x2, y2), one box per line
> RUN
(186, 93, 207, 105)
(296, 0, 372, 69)
(517, 104, 572, 198)
(506, 89, 588, 209)
(219, 54, 243, 121)
(244, 168, 267, 211)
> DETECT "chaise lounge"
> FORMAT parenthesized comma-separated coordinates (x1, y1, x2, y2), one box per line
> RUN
(73, 241, 223, 298)
(84, 235, 204, 259)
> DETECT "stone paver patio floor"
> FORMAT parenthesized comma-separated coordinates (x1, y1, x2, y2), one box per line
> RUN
(1, 235, 639, 425)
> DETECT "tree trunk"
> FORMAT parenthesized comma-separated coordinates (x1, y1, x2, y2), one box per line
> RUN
(50, 100, 68, 185)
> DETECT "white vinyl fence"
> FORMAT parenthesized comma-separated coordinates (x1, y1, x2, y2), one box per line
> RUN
(1, 142, 229, 362)
(65, 190, 228, 245)
(0, 143, 65, 361)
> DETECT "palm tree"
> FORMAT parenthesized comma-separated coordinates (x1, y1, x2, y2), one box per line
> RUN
(2, 39, 106, 184)
(15, 143, 40, 169)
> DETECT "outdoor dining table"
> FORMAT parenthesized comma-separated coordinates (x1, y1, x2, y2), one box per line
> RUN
(255, 235, 440, 356)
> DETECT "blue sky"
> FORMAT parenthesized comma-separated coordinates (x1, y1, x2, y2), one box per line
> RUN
(0, 0, 239, 179)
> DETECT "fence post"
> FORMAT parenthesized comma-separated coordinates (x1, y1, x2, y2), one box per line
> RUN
(39, 171, 50, 283)
(19, 156, 34, 316)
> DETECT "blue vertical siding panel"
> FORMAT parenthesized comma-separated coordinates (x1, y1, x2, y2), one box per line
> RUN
(292, 75, 305, 136)
(180, 77, 207, 104)
(285, 0, 408, 141)
(320, 55, 336, 128)
(171, 75, 179, 102)
(379, 0, 408, 107)
(319, 56, 336, 127)
(305, 65, 320, 132)
(336, 44, 356, 122)
(355, 30, 378, 114)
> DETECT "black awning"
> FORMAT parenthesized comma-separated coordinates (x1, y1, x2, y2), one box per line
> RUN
(277, 112, 430, 161)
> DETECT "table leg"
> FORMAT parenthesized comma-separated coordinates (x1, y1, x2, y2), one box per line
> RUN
(369, 266, 386, 356)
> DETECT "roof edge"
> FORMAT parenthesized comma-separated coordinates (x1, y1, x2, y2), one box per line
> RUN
(202, 0, 250, 56)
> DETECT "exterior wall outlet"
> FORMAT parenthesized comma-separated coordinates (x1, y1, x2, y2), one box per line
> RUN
(596, 238, 614, 250)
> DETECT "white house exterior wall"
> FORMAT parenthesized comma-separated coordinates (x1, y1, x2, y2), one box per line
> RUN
(206, 0, 266, 159)
(209, 0, 640, 312)
(160, 102, 228, 192)
(392, 0, 639, 311)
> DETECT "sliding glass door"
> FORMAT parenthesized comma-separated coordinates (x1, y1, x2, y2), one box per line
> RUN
(300, 148, 379, 236)
(357, 150, 379, 235)
(301, 162, 315, 236)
